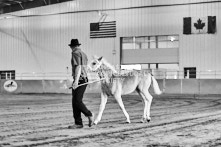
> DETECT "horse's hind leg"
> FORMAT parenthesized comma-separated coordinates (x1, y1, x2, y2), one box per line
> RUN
(114, 93, 131, 123)
(137, 88, 153, 122)
(142, 91, 153, 122)
(137, 89, 148, 123)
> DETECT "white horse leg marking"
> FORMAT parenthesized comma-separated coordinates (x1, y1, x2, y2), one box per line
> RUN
(137, 91, 148, 123)
(143, 91, 153, 122)
(94, 92, 108, 125)
(114, 94, 131, 123)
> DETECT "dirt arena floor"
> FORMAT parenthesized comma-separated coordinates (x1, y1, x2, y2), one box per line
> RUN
(0, 93, 221, 147)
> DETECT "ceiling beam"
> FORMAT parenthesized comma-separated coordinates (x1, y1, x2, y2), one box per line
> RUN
(2, 2, 11, 6)
(7, 0, 24, 9)
(0, 0, 73, 14)
(43, 0, 47, 5)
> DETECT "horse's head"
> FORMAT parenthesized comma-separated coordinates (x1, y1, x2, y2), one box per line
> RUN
(89, 56, 103, 71)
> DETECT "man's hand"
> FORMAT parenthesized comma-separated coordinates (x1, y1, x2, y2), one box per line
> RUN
(72, 81, 78, 90)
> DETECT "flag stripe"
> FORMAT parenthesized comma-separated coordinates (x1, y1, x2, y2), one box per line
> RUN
(91, 29, 116, 33)
(90, 34, 116, 37)
(208, 16, 216, 34)
(183, 17, 191, 34)
(90, 21, 116, 38)
(90, 32, 116, 35)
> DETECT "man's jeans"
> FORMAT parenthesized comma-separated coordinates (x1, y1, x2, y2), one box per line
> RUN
(72, 77, 92, 125)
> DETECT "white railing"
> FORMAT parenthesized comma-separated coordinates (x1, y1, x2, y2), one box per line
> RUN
(152, 69, 221, 79)
(13, 72, 99, 80)
(16, 72, 72, 80)
(2, 70, 221, 80)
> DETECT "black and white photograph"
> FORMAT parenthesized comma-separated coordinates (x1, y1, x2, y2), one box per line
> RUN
(0, 0, 221, 146)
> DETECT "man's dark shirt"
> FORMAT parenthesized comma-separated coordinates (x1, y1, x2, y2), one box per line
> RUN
(71, 48, 88, 80)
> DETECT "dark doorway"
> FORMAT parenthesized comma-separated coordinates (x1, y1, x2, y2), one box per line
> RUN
(184, 67, 196, 78)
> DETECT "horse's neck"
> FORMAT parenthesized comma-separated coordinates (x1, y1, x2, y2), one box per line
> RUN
(98, 65, 113, 79)
(101, 59, 117, 74)
(98, 61, 117, 83)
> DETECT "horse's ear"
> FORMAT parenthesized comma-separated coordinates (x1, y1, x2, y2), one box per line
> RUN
(92, 55, 98, 59)
(98, 56, 103, 61)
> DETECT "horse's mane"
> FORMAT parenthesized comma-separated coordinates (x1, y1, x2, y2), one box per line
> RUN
(101, 58, 118, 74)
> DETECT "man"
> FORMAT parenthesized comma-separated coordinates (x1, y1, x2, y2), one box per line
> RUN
(68, 39, 93, 129)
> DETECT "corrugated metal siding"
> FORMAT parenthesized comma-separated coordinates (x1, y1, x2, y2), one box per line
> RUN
(0, 0, 220, 76)
(116, 6, 182, 37)
(180, 2, 221, 72)
(122, 48, 179, 64)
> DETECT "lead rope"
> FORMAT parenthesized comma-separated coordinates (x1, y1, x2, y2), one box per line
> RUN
(69, 78, 105, 89)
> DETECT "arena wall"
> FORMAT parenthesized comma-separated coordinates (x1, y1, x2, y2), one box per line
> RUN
(0, 0, 221, 78)
(1, 79, 221, 94)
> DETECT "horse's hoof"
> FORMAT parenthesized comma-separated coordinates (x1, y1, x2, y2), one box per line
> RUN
(126, 120, 131, 124)
(146, 119, 151, 123)
(93, 121, 98, 125)
(140, 118, 147, 123)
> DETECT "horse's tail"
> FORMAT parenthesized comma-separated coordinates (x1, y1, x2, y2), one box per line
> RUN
(151, 74, 162, 95)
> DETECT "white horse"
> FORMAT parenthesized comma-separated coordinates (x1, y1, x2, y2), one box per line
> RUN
(89, 56, 162, 125)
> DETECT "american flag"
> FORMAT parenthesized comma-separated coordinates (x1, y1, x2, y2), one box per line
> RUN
(90, 21, 116, 38)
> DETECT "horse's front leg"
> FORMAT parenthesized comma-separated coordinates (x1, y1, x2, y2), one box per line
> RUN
(114, 93, 131, 123)
(94, 92, 108, 125)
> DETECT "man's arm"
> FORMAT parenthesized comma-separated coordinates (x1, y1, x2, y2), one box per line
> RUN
(74, 65, 81, 83)
(72, 65, 81, 89)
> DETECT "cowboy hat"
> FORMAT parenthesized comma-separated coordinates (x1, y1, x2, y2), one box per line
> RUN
(69, 39, 81, 46)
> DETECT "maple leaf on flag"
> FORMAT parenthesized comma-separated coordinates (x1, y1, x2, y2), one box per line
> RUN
(194, 19, 205, 32)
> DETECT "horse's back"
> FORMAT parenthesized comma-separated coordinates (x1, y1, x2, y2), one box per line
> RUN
(120, 70, 152, 95)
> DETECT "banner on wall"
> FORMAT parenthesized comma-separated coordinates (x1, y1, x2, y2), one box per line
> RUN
(183, 16, 216, 34)
(3, 80, 18, 92)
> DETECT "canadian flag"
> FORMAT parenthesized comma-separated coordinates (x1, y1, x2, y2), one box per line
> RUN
(183, 16, 216, 34)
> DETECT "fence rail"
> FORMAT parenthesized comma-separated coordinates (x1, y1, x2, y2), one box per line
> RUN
(1, 70, 221, 80)
(152, 70, 221, 79)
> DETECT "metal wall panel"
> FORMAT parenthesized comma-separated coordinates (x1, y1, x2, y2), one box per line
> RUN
(122, 48, 179, 64)
(0, 0, 220, 78)
(180, 2, 221, 73)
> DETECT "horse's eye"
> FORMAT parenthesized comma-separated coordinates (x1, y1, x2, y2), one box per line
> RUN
(92, 62, 96, 65)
